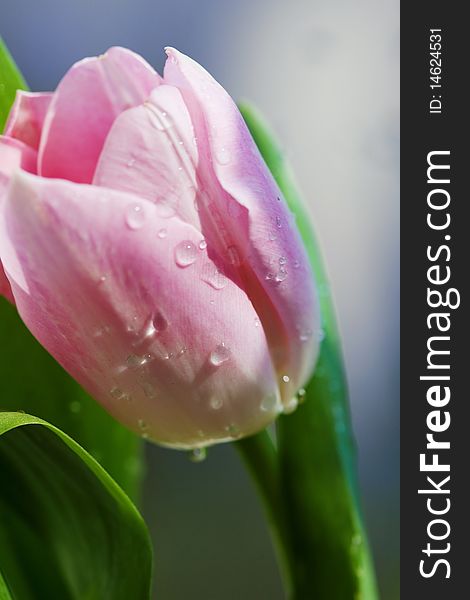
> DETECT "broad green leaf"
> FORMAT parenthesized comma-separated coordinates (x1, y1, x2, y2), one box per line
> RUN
(0, 412, 152, 600)
(0, 39, 143, 502)
(240, 103, 378, 599)
(0, 37, 26, 131)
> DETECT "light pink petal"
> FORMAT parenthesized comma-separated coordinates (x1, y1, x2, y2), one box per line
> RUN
(0, 171, 281, 447)
(38, 47, 162, 184)
(3, 91, 53, 150)
(164, 48, 320, 400)
(94, 84, 200, 229)
(0, 136, 37, 303)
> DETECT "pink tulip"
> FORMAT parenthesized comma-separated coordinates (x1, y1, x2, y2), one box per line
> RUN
(0, 47, 320, 448)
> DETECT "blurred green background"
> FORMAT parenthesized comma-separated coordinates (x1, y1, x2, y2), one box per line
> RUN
(1, 0, 399, 598)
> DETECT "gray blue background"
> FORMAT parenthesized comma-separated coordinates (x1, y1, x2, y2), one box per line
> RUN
(1, 1, 399, 597)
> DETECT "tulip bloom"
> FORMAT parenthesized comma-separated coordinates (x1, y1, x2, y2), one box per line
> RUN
(0, 47, 319, 448)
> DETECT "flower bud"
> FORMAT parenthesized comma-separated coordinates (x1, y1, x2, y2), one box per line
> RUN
(0, 47, 320, 448)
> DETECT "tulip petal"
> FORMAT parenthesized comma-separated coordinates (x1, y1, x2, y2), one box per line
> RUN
(0, 171, 281, 447)
(94, 85, 200, 229)
(164, 48, 320, 399)
(0, 136, 37, 303)
(38, 47, 162, 184)
(3, 91, 53, 150)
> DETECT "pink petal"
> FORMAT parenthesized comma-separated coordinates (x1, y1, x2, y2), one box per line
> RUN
(38, 47, 162, 184)
(3, 91, 53, 150)
(0, 136, 37, 186)
(0, 136, 37, 303)
(0, 171, 281, 447)
(94, 84, 200, 228)
(164, 48, 320, 400)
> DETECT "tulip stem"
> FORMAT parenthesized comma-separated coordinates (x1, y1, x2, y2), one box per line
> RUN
(235, 431, 295, 599)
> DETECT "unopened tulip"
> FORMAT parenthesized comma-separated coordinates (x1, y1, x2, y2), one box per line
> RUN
(0, 47, 320, 448)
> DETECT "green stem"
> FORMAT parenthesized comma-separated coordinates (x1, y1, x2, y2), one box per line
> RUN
(235, 431, 294, 599)
(238, 103, 379, 599)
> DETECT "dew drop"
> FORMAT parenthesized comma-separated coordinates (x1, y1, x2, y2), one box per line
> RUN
(283, 397, 298, 414)
(275, 215, 282, 228)
(201, 264, 228, 290)
(110, 387, 124, 399)
(265, 272, 275, 281)
(175, 240, 198, 267)
(279, 256, 287, 266)
(293, 260, 300, 269)
(209, 343, 231, 366)
(125, 204, 145, 230)
(260, 394, 278, 413)
(138, 418, 148, 431)
(298, 388, 306, 399)
(199, 239, 207, 250)
(210, 397, 223, 410)
(126, 354, 145, 369)
(225, 424, 240, 438)
(268, 232, 277, 242)
(299, 329, 313, 343)
(254, 318, 261, 327)
(275, 268, 288, 283)
(126, 158, 136, 168)
(282, 375, 290, 383)
(215, 146, 231, 165)
(177, 346, 187, 358)
(152, 312, 168, 334)
(98, 275, 107, 284)
(189, 447, 207, 463)
(157, 228, 168, 239)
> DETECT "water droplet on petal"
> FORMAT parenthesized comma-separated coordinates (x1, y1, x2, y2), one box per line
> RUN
(261, 394, 278, 413)
(157, 228, 167, 239)
(152, 312, 168, 334)
(283, 397, 299, 414)
(125, 204, 146, 230)
(254, 318, 261, 327)
(276, 215, 282, 228)
(282, 375, 290, 383)
(279, 256, 287, 266)
(210, 397, 223, 410)
(209, 343, 231, 366)
(293, 260, 300, 269)
(215, 146, 231, 165)
(201, 264, 228, 290)
(299, 329, 313, 343)
(225, 424, 240, 438)
(199, 239, 207, 250)
(275, 268, 288, 283)
(298, 388, 306, 400)
(189, 447, 207, 463)
(138, 418, 148, 431)
(175, 241, 198, 267)
(126, 354, 145, 369)
(126, 158, 136, 168)
(110, 387, 125, 399)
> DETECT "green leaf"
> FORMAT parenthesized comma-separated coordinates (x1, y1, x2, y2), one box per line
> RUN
(0, 39, 143, 502)
(0, 37, 27, 130)
(0, 412, 152, 599)
(240, 103, 378, 599)
(0, 568, 12, 600)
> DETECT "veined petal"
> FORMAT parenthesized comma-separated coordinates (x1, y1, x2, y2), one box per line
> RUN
(164, 48, 320, 400)
(3, 91, 53, 150)
(94, 85, 200, 229)
(0, 171, 281, 447)
(38, 47, 162, 184)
